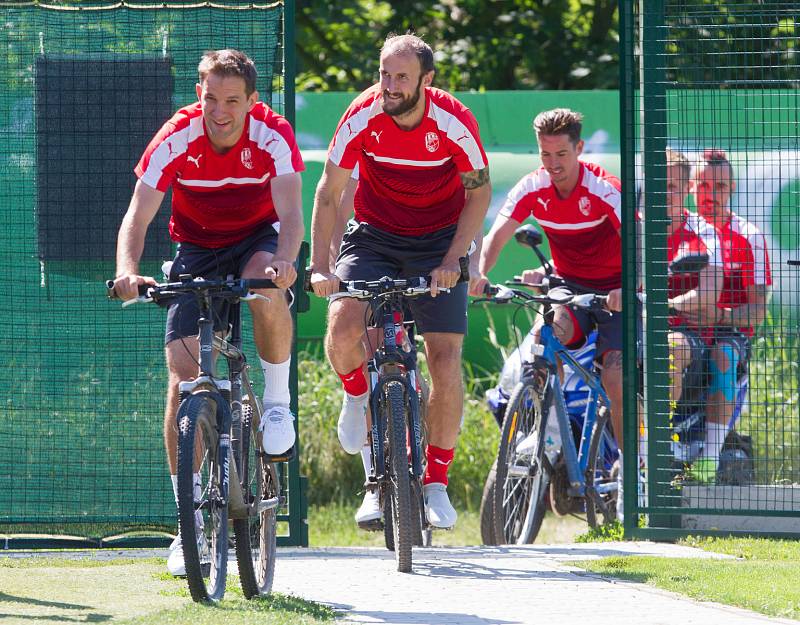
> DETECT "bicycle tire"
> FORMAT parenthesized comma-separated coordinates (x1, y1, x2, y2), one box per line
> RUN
(234, 398, 277, 598)
(176, 393, 228, 602)
(385, 381, 413, 572)
(585, 405, 618, 528)
(479, 458, 499, 545)
(492, 379, 549, 545)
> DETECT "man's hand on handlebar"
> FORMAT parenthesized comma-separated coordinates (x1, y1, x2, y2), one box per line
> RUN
(520, 267, 546, 291)
(264, 257, 297, 290)
(430, 257, 461, 298)
(309, 267, 341, 298)
(606, 288, 622, 313)
(470, 274, 490, 297)
(111, 274, 156, 301)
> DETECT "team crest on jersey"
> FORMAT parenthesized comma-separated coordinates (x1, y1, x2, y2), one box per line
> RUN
(425, 132, 440, 153)
(578, 196, 591, 216)
(241, 147, 254, 170)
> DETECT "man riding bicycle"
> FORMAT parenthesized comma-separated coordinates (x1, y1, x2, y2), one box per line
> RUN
(308, 33, 491, 530)
(476, 108, 625, 518)
(689, 149, 772, 482)
(110, 49, 304, 575)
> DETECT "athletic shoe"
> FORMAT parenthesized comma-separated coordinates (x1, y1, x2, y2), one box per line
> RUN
(260, 405, 296, 455)
(166, 513, 207, 576)
(355, 489, 382, 530)
(423, 482, 457, 529)
(338, 392, 368, 454)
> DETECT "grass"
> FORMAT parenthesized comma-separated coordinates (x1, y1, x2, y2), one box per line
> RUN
(574, 536, 800, 620)
(0, 556, 336, 625)
(308, 503, 587, 547)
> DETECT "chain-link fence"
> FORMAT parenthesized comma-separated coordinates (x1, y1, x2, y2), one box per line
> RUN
(0, 0, 307, 547)
(622, 0, 800, 538)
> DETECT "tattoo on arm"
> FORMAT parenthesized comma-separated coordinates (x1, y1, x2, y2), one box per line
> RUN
(461, 167, 490, 190)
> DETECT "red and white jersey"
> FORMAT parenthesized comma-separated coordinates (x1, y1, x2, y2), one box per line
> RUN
(328, 85, 488, 236)
(135, 102, 304, 248)
(714, 212, 772, 336)
(667, 212, 723, 331)
(498, 162, 622, 290)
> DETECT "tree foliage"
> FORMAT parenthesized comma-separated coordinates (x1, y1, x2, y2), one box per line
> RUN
(296, 0, 619, 92)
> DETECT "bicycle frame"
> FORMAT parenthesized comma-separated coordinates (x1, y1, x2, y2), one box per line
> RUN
(534, 320, 616, 499)
(367, 295, 424, 485)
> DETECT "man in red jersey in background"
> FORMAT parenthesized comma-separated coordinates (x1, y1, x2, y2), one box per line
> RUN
(475, 109, 626, 517)
(688, 149, 772, 482)
(309, 33, 492, 530)
(111, 49, 304, 574)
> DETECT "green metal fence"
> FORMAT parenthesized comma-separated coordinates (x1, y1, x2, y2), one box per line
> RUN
(0, 0, 308, 548)
(621, 0, 800, 539)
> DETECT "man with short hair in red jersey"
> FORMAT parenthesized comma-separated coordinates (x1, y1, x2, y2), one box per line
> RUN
(690, 149, 772, 482)
(309, 33, 492, 530)
(476, 109, 629, 516)
(111, 49, 304, 574)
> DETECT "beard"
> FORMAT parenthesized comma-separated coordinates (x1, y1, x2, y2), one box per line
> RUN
(382, 74, 424, 117)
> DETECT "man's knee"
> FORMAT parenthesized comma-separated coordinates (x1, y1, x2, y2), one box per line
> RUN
(600, 350, 623, 393)
(552, 306, 580, 346)
(423, 334, 463, 375)
(326, 300, 366, 345)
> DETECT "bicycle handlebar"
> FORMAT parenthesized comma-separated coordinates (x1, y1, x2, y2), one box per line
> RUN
(302, 256, 470, 296)
(477, 281, 608, 311)
(106, 275, 278, 306)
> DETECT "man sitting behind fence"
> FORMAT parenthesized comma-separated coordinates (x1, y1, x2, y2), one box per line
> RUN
(691, 149, 772, 482)
(664, 149, 724, 438)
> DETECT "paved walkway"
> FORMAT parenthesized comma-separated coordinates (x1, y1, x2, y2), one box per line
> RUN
(272, 543, 793, 625)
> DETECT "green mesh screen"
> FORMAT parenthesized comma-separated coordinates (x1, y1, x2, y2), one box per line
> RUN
(0, 1, 284, 538)
(623, 1, 800, 537)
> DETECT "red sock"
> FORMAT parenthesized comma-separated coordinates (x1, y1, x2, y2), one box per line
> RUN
(424, 445, 455, 486)
(338, 365, 368, 396)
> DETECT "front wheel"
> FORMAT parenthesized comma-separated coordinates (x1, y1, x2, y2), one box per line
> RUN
(383, 381, 413, 572)
(176, 393, 229, 603)
(492, 379, 549, 545)
(234, 397, 278, 598)
(479, 459, 498, 545)
(585, 405, 618, 528)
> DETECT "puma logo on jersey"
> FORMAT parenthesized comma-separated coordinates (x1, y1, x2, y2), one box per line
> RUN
(370, 130, 383, 143)
(187, 154, 202, 168)
(455, 132, 469, 142)
(167, 142, 176, 158)
(537, 197, 551, 211)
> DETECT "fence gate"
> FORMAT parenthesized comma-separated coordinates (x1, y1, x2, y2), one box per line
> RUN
(621, 0, 800, 538)
(0, 0, 307, 548)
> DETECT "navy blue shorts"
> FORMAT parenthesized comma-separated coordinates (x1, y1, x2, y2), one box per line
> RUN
(335, 220, 468, 335)
(164, 224, 279, 344)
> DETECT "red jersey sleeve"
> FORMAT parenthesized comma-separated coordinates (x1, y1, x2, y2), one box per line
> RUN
(328, 88, 380, 170)
(134, 115, 188, 192)
(433, 103, 488, 173)
(253, 111, 305, 177)
(498, 175, 537, 223)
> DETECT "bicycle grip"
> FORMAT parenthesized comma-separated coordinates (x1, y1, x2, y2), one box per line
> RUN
(458, 256, 470, 283)
(105, 279, 150, 299)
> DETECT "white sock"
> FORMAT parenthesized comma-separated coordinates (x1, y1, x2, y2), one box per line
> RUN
(171, 474, 203, 504)
(261, 357, 291, 408)
(360, 444, 373, 479)
(346, 390, 369, 403)
(170, 474, 179, 506)
(703, 422, 727, 461)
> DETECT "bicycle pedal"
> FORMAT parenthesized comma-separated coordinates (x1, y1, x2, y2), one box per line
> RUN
(357, 518, 384, 532)
(263, 445, 296, 463)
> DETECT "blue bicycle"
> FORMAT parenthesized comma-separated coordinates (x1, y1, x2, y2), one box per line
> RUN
(478, 226, 619, 544)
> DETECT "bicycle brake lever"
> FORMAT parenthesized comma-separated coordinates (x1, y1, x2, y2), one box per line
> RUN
(242, 292, 272, 303)
(121, 295, 152, 308)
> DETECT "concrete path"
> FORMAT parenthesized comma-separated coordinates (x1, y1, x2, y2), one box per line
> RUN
(272, 543, 794, 625)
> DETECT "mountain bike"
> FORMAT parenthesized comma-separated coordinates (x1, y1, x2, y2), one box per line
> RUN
(107, 274, 285, 602)
(306, 262, 467, 572)
(476, 225, 619, 544)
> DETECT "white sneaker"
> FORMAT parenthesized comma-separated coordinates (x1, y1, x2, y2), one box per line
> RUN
(260, 404, 296, 455)
(355, 489, 382, 529)
(166, 513, 207, 576)
(423, 482, 457, 529)
(515, 431, 539, 457)
(338, 392, 368, 455)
